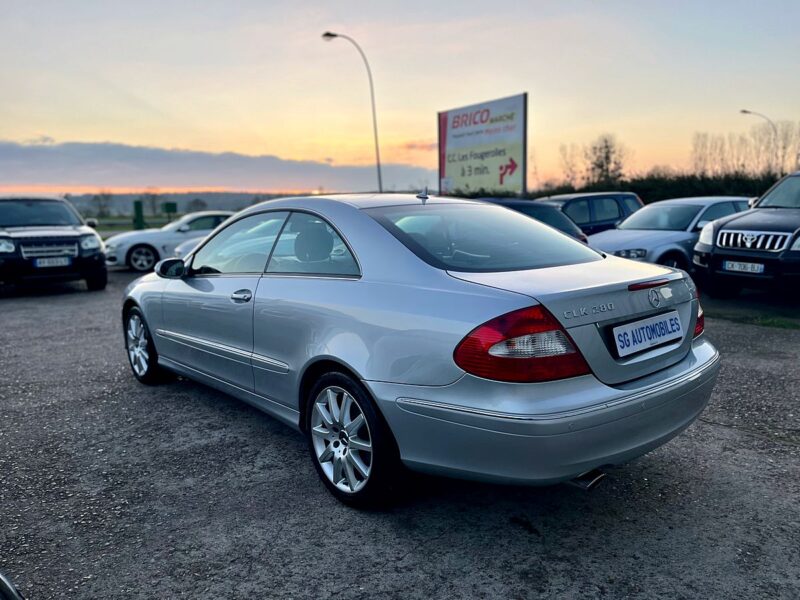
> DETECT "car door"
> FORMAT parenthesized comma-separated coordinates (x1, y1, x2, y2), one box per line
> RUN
(588, 196, 623, 234)
(158, 211, 289, 390)
(562, 199, 592, 234)
(252, 211, 361, 408)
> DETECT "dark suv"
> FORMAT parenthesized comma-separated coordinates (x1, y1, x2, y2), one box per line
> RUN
(0, 195, 107, 290)
(693, 172, 800, 295)
(533, 192, 643, 235)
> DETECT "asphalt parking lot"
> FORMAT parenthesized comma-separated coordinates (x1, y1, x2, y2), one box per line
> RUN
(1, 271, 798, 599)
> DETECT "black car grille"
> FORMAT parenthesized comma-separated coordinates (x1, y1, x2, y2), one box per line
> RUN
(19, 240, 79, 259)
(716, 230, 790, 252)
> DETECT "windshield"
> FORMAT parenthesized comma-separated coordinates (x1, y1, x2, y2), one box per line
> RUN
(0, 199, 82, 227)
(618, 204, 701, 231)
(367, 204, 600, 273)
(758, 176, 800, 208)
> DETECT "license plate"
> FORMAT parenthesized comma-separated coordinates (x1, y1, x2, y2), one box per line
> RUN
(723, 260, 764, 274)
(35, 257, 71, 268)
(613, 310, 683, 358)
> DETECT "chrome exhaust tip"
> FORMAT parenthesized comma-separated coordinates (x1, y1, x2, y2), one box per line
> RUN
(567, 468, 607, 491)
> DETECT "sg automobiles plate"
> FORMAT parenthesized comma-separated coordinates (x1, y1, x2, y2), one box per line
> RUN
(613, 310, 683, 358)
(35, 257, 71, 268)
(723, 260, 765, 274)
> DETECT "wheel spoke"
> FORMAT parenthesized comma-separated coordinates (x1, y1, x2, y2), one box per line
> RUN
(348, 437, 371, 453)
(340, 393, 353, 423)
(345, 414, 365, 436)
(311, 424, 331, 440)
(348, 452, 369, 478)
(318, 444, 334, 463)
(314, 402, 334, 427)
(343, 455, 358, 491)
(328, 389, 341, 424)
(332, 455, 344, 484)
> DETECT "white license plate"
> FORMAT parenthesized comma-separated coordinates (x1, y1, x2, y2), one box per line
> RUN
(35, 257, 72, 268)
(613, 310, 683, 358)
(723, 260, 764, 274)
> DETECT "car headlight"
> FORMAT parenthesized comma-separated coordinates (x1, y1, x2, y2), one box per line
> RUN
(0, 238, 15, 253)
(80, 235, 103, 251)
(791, 236, 800, 251)
(699, 222, 715, 246)
(615, 249, 647, 259)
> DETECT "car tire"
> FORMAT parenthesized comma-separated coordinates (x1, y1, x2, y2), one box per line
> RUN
(306, 372, 403, 507)
(657, 253, 688, 270)
(127, 244, 159, 272)
(124, 307, 169, 385)
(85, 271, 108, 291)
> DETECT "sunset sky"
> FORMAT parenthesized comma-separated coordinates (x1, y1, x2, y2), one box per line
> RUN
(1, 0, 798, 193)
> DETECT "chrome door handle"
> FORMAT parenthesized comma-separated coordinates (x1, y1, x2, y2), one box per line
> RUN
(230, 290, 252, 302)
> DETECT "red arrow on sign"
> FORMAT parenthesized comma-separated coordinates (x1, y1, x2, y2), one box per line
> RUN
(499, 157, 518, 185)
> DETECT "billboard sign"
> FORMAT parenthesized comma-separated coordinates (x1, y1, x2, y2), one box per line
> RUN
(438, 93, 527, 195)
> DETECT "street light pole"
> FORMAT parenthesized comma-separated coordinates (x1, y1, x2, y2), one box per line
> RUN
(323, 31, 383, 193)
(740, 109, 780, 175)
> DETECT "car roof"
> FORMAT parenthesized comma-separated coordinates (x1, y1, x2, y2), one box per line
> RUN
(0, 193, 67, 202)
(643, 196, 750, 206)
(532, 191, 636, 203)
(251, 193, 481, 211)
(181, 210, 234, 217)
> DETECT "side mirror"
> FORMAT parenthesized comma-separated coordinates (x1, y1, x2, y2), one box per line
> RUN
(695, 220, 710, 232)
(748, 197, 758, 208)
(177, 224, 190, 233)
(85, 218, 99, 228)
(155, 258, 186, 279)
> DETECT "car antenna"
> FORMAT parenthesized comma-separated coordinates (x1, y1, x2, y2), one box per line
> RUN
(416, 187, 428, 204)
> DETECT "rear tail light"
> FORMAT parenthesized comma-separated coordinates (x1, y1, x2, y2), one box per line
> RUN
(693, 289, 704, 337)
(453, 305, 591, 383)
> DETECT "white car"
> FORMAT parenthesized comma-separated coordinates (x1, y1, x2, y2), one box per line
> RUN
(173, 237, 202, 260)
(105, 211, 232, 271)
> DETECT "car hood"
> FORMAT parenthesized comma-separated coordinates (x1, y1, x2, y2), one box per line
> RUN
(105, 228, 162, 245)
(718, 208, 800, 233)
(588, 229, 692, 252)
(0, 225, 94, 239)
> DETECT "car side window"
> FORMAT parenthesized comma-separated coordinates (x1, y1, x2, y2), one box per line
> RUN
(190, 211, 289, 275)
(186, 215, 219, 231)
(621, 196, 642, 214)
(699, 202, 735, 223)
(266, 212, 359, 277)
(734, 201, 749, 211)
(563, 200, 590, 225)
(594, 197, 621, 221)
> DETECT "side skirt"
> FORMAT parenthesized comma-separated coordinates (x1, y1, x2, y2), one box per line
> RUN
(158, 356, 301, 432)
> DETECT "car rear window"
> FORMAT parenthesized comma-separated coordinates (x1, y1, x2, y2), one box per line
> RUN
(366, 204, 601, 273)
(512, 205, 583, 236)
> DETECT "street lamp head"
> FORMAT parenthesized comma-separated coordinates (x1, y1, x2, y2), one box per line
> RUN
(740, 109, 752, 114)
(321, 31, 338, 41)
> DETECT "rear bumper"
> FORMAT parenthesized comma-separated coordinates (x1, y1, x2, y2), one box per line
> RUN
(0, 253, 106, 284)
(366, 338, 719, 484)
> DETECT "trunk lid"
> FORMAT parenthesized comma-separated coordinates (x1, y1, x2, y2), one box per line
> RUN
(448, 256, 698, 385)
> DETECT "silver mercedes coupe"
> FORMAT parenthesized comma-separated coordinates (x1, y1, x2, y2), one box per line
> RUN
(121, 194, 719, 505)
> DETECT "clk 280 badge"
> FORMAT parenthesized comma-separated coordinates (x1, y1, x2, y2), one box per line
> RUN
(563, 302, 615, 320)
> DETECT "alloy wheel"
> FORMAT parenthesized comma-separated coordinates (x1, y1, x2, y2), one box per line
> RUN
(311, 386, 373, 493)
(130, 247, 156, 271)
(126, 314, 150, 377)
